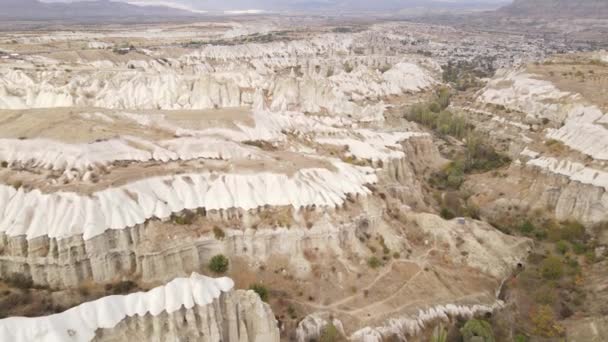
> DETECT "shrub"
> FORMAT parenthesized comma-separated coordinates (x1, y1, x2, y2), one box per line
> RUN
(534, 229, 548, 240)
(464, 133, 511, 173)
(530, 305, 564, 337)
(571, 241, 587, 255)
(213, 226, 225, 240)
(429, 102, 441, 113)
(320, 322, 342, 342)
(555, 240, 569, 254)
(436, 87, 451, 109)
(430, 160, 465, 190)
(287, 305, 297, 319)
(249, 284, 269, 302)
(5, 273, 33, 289)
(460, 319, 495, 342)
(446, 165, 465, 189)
(172, 212, 195, 225)
(208, 254, 229, 274)
(105, 280, 139, 295)
(367, 256, 382, 269)
(541, 256, 563, 280)
(520, 221, 535, 234)
(440, 208, 455, 220)
(534, 285, 557, 305)
(560, 221, 585, 241)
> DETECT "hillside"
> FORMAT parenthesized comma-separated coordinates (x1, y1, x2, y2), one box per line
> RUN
(0, 0, 200, 21)
(499, 0, 608, 18)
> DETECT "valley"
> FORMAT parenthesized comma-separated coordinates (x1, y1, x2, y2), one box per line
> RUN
(0, 3, 606, 342)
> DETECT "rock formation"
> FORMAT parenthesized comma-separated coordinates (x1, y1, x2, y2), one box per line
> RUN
(0, 273, 280, 342)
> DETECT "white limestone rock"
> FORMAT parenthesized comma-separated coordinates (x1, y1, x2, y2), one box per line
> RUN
(0, 273, 280, 342)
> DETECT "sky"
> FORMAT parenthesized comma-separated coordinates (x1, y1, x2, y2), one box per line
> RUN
(38, 0, 512, 13)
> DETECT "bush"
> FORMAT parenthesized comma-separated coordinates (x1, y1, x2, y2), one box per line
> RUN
(287, 305, 297, 319)
(440, 208, 455, 220)
(406, 106, 467, 140)
(367, 256, 382, 269)
(428, 133, 509, 190)
(464, 133, 511, 173)
(572, 241, 587, 255)
(436, 87, 451, 109)
(534, 229, 548, 240)
(460, 319, 495, 342)
(520, 221, 535, 234)
(541, 256, 563, 280)
(429, 102, 441, 113)
(208, 254, 229, 274)
(530, 305, 564, 337)
(213, 226, 225, 240)
(430, 161, 465, 190)
(320, 322, 342, 342)
(172, 212, 195, 225)
(105, 280, 139, 295)
(534, 285, 557, 305)
(249, 284, 269, 302)
(560, 221, 585, 241)
(555, 240, 569, 254)
(5, 273, 33, 289)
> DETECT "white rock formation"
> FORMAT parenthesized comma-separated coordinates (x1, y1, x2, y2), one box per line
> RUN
(296, 313, 345, 342)
(527, 157, 608, 191)
(0, 136, 260, 172)
(351, 301, 504, 342)
(0, 161, 375, 240)
(317, 131, 428, 162)
(0, 32, 436, 122)
(479, 69, 608, 160)
(0, 273, 279, 342)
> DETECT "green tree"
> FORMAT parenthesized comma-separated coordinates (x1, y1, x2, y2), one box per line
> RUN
(208, 254, 229, 274)
(541, 255, 563, 280)
(460, 319, 495, 342)
(249, 283, 269, 302)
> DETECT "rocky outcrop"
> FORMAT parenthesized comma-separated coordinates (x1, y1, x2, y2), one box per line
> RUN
(479, 69, 608, 161)
(0, 162, 375, 240)
(350, 301, 504, 342)
(295, 313, 346, 342)
(468, 160, 608, 227)
(0, 216, 363, 288)
(94, 290, 279, 342)
(0, 273, 280, 342)
(526, 157, 608, 223)
(475, 68, 608, 227)
(0, 55, 435, 121)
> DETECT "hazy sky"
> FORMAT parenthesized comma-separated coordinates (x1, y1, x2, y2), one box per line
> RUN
(39, 0, 511, 12)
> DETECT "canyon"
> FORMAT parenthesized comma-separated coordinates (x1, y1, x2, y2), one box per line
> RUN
(0, 4, 606, 342)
